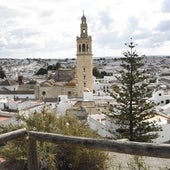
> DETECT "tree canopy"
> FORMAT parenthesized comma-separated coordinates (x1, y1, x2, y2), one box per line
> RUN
(36, 62, 61, 75)
(35, 68, 47, 75)
(93, 67, 109, 78)
(109, 40, 161, 142)
(0, 67, 6, 79)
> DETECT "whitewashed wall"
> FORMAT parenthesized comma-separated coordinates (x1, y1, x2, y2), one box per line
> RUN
(88, 114, 115, 138)
(0, 94, 35, 100)
(151, 90, 170, 106)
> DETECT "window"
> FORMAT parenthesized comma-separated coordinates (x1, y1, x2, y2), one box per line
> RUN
(82, 44, 86, 52)
(84, 82, 86, 87)
(68, 91, 71, 98)
(42, 91, 46, 96)
(161, 101, 164, 104)
(159, 93, 162, 96)
(87, 44, 89, 51)
(166, 99, 170, 104)
(79, 44, 81, 52)
(83, 67, 86, 72)
(58, 97, 61, 102)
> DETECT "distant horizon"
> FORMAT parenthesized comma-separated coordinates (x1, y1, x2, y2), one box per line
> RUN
(0, 55, 169, 60)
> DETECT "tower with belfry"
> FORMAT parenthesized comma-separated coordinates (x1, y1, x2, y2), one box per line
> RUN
(76, 13, 93, 97)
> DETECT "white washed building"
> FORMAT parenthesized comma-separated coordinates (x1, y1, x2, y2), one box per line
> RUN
(56, 95, 77, 116)
(88, 113, 116, 138)
(0, 91, 35, 100)
(150, 89, 170, 106)
(153, 124, 170, 144)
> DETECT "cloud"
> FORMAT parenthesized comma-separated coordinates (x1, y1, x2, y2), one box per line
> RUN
(156, 20, 170, 32)
(0, 5, 20, 19)
(133, 30, 151, 40)
(94, 16, 141, 49)
(10, 28, 40, 39)
(0, 0, 169, 58)
(98, 11, 114, 30)
(0, 27, 43, 50)
(148, 20, 170, 47)
(39, 10, 55, 18)
(94, 13, 170, 55)
(162, 0, 170, 12)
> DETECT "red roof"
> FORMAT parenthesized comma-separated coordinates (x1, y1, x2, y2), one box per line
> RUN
(0, 158, 5, 163)
(0, 116, 10, 121)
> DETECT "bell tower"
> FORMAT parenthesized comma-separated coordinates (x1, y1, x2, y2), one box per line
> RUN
(76, 13, 93, 97)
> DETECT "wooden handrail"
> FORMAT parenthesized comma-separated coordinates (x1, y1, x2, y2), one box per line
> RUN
(1, 129, 170, 170)
(29, 131, 170, 159)
(0, 129, 26, 143)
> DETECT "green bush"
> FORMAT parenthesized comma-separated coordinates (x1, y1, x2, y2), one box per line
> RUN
(0, 108, 108, 170)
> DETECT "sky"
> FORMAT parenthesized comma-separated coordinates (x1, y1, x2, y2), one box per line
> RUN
(0, 0, 170, 59)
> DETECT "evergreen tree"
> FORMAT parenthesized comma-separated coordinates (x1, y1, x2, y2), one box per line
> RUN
(35, 68, 47, 75)
(93, 67, 106, 78)
(56, 62, 61, 70)
(0, 66, 6, 79)
(110, 40, 161, 142)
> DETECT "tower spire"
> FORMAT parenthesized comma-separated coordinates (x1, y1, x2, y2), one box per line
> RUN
(80, 12, 87, 38)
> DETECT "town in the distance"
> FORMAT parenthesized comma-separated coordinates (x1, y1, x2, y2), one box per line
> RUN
(0, 14, 170, 145)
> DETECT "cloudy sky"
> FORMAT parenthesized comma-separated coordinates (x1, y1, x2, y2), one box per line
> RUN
(0, 0, 170, 58)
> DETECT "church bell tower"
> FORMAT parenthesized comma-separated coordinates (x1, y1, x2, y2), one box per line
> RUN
(76, 13, 93, 97)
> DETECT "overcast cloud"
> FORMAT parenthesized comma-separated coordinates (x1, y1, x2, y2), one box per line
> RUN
(0, 0, 170, 58)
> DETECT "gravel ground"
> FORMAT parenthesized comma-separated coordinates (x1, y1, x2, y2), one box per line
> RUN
(107, 152, 170, 170)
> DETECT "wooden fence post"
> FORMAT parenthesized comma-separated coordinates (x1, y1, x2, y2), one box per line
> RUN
(27, 138, 38, 170)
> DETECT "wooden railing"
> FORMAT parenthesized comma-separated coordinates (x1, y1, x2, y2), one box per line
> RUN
(0, 129, 170, 170)
(0, 129, 26, 142)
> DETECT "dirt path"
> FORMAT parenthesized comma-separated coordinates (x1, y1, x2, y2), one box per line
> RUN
(108, 152, 170, 170)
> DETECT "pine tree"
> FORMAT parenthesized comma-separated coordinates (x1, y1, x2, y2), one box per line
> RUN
(110, 40, 161, 142)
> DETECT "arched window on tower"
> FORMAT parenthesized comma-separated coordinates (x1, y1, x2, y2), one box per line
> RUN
(82, 44, 86, 52)
(79, 44, 81, 52)
(87, 44, 89, 52)
(84, 82, 86, 87)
